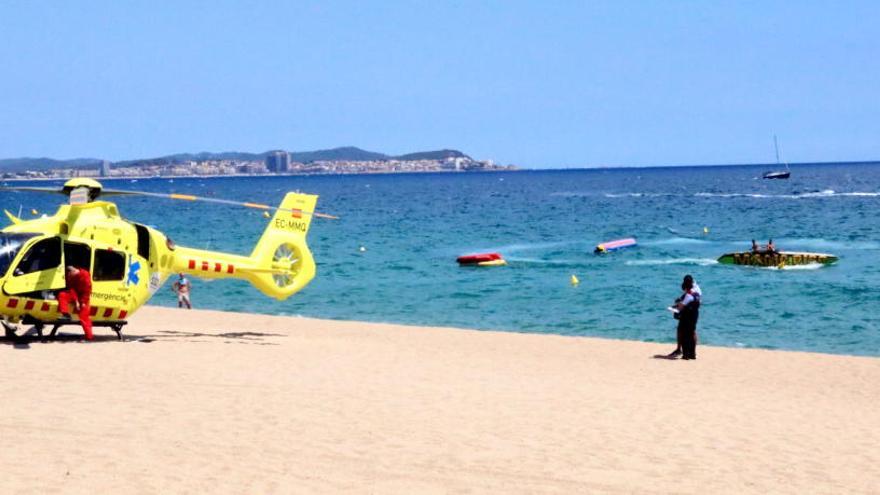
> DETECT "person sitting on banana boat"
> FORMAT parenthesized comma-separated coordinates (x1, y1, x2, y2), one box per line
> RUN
(750, 239, 777, 255)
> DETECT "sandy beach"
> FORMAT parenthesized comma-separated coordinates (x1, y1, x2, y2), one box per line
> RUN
(1, 306, 877, 494)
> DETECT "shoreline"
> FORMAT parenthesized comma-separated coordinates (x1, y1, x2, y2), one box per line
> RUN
(142, 302, 880, 359)
(2, 305, 877, 493)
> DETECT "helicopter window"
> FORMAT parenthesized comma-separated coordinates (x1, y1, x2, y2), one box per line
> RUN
(0, 233, 37, 278)
(134, 224, 150, 261)
(93, 249, 126, 281)
(15, 237, 62, 276)
(64, 242, 92, 271)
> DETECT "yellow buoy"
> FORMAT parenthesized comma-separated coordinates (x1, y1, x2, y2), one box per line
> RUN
(262, 211, 271, 218)
(703, 226, 709, 234)
(359, 246, 367, 252)
(570, 274, 580, 285)
(30, 209, 39, 215)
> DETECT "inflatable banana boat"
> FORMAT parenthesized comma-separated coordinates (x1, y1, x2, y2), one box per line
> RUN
(717, 251, 838, 267)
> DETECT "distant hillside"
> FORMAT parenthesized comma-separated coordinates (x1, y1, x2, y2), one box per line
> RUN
(0, 157, 102, 172)
(114, 151, 265, 168)
(291, 146, 389, 163)
(394, 149, 469, 161)
(0, 146, 473, 172)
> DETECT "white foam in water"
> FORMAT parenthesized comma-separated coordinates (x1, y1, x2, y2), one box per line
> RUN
(694, 190, 879, 200)
(625, 258, 719, 266)
(481, 240, 579, 253)
(764, 263, 825, 271)
(506, 257, 579, 265)
(644, 237, 713, 246)
(604, 192, 673, 198)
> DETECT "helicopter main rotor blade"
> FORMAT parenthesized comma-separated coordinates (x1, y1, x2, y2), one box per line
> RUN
(0, 186, 67, 195)
(101, 189, 339, 219)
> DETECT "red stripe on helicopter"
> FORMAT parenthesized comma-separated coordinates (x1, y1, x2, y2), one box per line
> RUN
(90, 307, 98, 317)
(214, 263, 222, 272)
(24, 300, 35, 311)
(227, 264, 235, 274)
(7, 299, 19, 309)
(201, 261, 209, 271)
(41, 302, 51, 312)
(188, 259, 196, 270)
(118, 310, 128, 320)
(103, 308, 113, 318)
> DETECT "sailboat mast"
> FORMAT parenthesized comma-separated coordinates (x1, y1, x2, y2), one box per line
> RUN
(774, 135, 780, 164)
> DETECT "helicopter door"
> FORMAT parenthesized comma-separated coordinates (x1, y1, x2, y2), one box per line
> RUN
(2, 236, 66, 295)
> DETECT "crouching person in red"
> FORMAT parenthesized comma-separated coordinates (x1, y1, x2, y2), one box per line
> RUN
(58, 265, 93, 341)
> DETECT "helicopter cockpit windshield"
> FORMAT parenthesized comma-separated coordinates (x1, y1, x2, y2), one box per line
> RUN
(0, 233, 37, 278)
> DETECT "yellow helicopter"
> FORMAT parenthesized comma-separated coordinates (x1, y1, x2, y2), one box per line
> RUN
(0, 178, 333, 341)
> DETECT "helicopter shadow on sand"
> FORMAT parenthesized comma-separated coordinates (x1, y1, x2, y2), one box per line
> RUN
(1, 326, 285, 349)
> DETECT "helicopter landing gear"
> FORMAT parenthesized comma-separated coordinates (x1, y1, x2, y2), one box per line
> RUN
(2, 320, 18, 339)
(19, 315, 127, 342)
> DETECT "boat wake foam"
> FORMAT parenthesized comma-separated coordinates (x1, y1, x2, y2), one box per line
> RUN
(644, 237, 714, 246)
(763, 263, 825, 271)
(625, 258, 718, 266)
(694, 190, 879, 199)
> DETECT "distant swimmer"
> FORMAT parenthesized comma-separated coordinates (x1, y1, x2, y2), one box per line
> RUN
(751, 239, 760, 254)
(172, 273, 193, 309)
(766, 239, 776, 254)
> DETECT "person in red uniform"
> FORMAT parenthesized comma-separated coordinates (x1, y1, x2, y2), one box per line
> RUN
(58, 265, 93, 340)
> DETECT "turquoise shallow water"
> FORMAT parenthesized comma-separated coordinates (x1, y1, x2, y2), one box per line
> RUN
(3, 163, 879, 356)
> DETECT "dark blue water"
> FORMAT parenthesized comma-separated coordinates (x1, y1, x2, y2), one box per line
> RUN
(3, 163, 879, 356)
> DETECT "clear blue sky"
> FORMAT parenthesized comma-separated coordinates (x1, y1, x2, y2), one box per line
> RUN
(1, 1, 877, 168)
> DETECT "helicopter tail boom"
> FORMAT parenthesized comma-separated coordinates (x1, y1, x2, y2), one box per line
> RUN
(171, 192, 318, 300)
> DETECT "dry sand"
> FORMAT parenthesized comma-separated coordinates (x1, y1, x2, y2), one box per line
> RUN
(1, 306, 878, 494)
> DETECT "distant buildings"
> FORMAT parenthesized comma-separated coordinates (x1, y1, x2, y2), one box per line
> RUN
(3, 153, 515, 179)
(265, 150, 290, 172)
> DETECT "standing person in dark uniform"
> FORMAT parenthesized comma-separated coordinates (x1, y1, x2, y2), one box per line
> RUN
(666, 276, 702, 358)
(673, 275, 700, 360)
(58, 265, 93, 341)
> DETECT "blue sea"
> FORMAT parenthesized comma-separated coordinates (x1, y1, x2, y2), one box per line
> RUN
(3, 163, 879, 356)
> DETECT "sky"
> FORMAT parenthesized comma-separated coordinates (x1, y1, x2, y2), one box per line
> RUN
(0, 1, 878, 168)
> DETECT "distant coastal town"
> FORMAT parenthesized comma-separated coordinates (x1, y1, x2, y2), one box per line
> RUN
(0, 147, 516, 180)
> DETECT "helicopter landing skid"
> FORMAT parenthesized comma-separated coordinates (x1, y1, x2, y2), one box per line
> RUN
(20, 315, 127, 341)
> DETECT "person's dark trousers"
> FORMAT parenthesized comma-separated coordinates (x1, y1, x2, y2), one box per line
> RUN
(679, 312, 698, 359)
